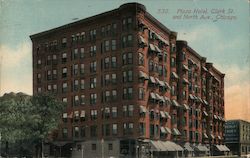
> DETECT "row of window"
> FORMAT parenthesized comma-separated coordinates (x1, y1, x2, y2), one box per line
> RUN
(38, 17, 134, 51)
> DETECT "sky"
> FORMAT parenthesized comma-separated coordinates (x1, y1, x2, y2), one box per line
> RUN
(0, 0, 249, 122)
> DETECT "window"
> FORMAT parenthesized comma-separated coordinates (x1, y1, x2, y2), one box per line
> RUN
(62, 53, 67, 63)
(80, 48, 85, 58)
(111, 57, 117, 68)
(112, 107, 117, 118)
(171, 57, 176, 67)
(90, 45, 97, 57)
(52, 69, 57, 79)
(62, 128, 68, 138)
(128, 105, 134, 117)
(74, 126, 79, 138)
(47, 70, 51, 80)
(90, 125, 97, 137)
(80, 79, 85, 90)
(91, 143, 97, 150)
(90, 93, 97, 105)
(73, 48, 78, 60)
(123, 87, 133, 100)
(112, 90, 117, 101)
(62, 82, 68, 93)
(104, 74, 110, 85)
(62, 67, 67, 78)
(149, 60, 154, 71)
(105, 40, 110, 52)
(90, 61, 97, 73)
(47, 84, 51, 91)
(104, 57, 110, 69)
(171, 85, 176, 96)
(108, 143, 113, 150)
(123, 70, 133, 83)
(112, 23, 117, 35)
(139, 88, 145, 100)
(111, 40, 116, 50)
(171, 44, 176, 53)
(80, 64, 84, 74)
(139, 123, 146, 136)
(106, 25, 111, 36)
(111, 73, 117, 84)
(81, 32, 86, 41)
(122, 35, 133, 48)
(74, 95, 79, 106)
(73, 79, 79, 91)
(138, 53, 144, 66)
(80, 126, 85, 137)
(105, 91, 110, 102)
(62, 37, 67, 47)
(80, 95, 85, 105)
(90, 77, 97, 89)
(90, 29, 96, 40)
(73, 64, 78, 76)
(112, 124, 118, 135)
(122, 17, 133, 30)
(91, 110, 98, 120)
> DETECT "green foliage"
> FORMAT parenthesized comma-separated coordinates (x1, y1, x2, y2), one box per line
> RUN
(0, 92, 66, 143)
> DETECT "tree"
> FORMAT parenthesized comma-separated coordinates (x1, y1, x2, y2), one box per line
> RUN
(0, 92, 66, 157)
(30, 93, 66, 157)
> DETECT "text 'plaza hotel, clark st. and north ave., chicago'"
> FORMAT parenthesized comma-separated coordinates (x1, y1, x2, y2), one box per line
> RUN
(30, 3, 229, 158)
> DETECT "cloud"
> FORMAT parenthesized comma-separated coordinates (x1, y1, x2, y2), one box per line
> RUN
(223, 65, 250, 122)
(0, 42, 32, 96)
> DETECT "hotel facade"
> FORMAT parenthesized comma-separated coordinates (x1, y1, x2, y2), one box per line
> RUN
(30, 3, 228, 157)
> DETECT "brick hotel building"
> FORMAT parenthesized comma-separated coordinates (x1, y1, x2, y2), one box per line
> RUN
(30, 3, 228, 157)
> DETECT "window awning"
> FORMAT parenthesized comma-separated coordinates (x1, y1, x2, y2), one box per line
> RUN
(139, 36, 147, 45)
(156, 34, 169, 45)
(155, 77, 161, 85)
(140, 105, 147, 113)
(203, 133, 209, 139)
(164, 82, 171, 89)
(165, 127, 172, 134)
(182, 64, 189, 71)
(195, 144, 209, 152)
(203, 99, 208, 105)
(80, 110, 85, 117)
(171, 72, 179, 79)
(160, 111, 166, 118)
(218, 136, 222, 140)
(164, 96, 170, 103)
(202, 66, 208, 72)
(164, 112, 171, 119)
(172, 128, 181, 136)
(184, 142, 194, 151)
(150, 92, 156, 100)
(183, 104, 190, 110)
(198, 97, 203, 103)
(139, 71, 149, 80)
(149, 76, 156, 83)
(150, 140, 164, 151)
(222, 145, 230, 151)
(154, 45, 161, 53)
(189, 94, 195, 100)
(215, 145, 223, 151)
(183, 78, 189, 84)
(149, 44, 156, 52)
(155, 93, 162, 101)
(214, 115, 218, 119)
(160, 127, 166, 133)
(167, 141, 184, 151)
(203, 111, 208, 117)
(171, 100, 180, 107)
(210, 133, 215, 139)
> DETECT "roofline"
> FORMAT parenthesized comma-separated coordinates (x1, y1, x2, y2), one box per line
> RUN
(226, 119, 250, 124)
(206, 63, 225, 77)
(144, 12, 172, 35)
(30, 8, 118, 40)
(30, 2, 146, 40)
(176, 40, 203, 60)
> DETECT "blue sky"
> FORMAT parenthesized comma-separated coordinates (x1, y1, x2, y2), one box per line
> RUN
(0, 0, 249, 121)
